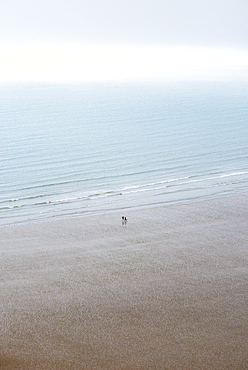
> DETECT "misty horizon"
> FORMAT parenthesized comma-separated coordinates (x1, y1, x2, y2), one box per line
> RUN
(0, 0, 247, 82)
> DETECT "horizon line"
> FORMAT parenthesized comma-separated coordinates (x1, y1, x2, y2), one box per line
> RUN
(0, 44, 248, 83)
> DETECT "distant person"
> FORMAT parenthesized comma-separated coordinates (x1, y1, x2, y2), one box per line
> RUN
(122, 216, 127, 224)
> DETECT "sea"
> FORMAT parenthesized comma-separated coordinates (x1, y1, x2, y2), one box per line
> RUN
(1, 80, 248, 227)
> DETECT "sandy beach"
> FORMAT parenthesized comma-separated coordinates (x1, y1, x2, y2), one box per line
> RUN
(1, 194, 248, 369)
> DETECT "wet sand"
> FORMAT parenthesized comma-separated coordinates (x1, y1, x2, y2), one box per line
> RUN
(1, 194, 248, 369)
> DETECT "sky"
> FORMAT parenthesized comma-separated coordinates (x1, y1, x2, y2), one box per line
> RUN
(0, 0, 248, 82)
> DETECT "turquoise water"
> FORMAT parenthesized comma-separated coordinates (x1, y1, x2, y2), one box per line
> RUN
(1, 81, 248, 226)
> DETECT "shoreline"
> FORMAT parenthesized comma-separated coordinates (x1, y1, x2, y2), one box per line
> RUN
(1, 193, 248, 369)
(1, 188, 247, 229)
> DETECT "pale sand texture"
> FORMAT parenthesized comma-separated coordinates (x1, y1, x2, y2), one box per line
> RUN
(0, 194, 248, 369)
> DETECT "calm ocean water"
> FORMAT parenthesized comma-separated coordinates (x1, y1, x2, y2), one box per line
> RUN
(1, 81, 248, 226)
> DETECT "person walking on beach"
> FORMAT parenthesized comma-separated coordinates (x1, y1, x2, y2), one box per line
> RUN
(122, 216, 127, 224)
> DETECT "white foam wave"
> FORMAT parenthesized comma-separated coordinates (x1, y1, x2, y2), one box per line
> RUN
(1, 171, 247, 212)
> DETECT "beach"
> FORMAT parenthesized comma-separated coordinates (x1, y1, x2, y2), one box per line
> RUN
(1, 194, 248, 369)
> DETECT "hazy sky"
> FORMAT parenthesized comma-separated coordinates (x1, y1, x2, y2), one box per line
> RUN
(1, 0, 248, 81)
(1, 0, 248, 47)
